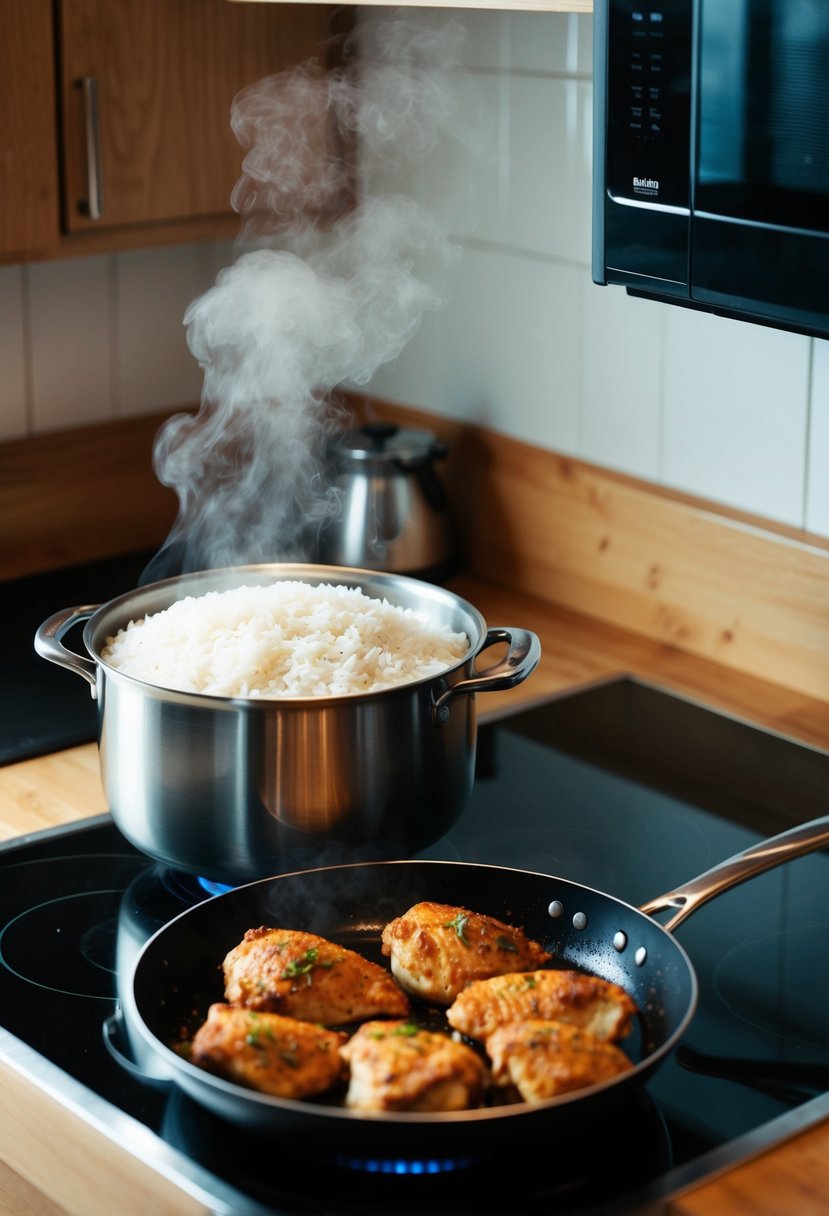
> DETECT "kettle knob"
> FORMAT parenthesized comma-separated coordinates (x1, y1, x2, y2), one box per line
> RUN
(360, 422, 399, 448)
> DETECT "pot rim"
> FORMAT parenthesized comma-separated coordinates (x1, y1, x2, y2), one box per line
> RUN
(83, 562, 488, 709)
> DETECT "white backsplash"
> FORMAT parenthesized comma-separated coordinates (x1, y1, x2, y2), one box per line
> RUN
(0, 8, 826, 538)
(0, 241, 232, 442)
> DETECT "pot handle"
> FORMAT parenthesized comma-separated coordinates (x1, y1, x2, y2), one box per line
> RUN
(34, 605, 100, 695)
(640, 815, 829, 933)
(432, 627, 541, 725)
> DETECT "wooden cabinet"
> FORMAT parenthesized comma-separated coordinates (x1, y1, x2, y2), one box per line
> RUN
(0, 0, 340, 263)
(0, 1, 60, 261)
(57, 0, 338, 235)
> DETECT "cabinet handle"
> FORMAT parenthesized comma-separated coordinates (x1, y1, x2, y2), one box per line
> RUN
(80, 76, 104, 220)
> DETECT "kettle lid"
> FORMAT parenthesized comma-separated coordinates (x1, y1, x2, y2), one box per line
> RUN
(332, 422, 445, 465)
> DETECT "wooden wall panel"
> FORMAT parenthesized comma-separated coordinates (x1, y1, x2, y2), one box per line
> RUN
(2, 399, 827, 703)
(0, 414, 178, 580)
(354, 399, 829, 704)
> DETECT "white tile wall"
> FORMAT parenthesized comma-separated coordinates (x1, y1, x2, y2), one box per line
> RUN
(0, 10, 825, 540)
(0, 242, 229, 438)
(372, 247, 583, 448)
(580, 282, 663, 481)
(116, 244, 210, 417)
(661, 309, 810, 525)
(28, 255, 113, 433)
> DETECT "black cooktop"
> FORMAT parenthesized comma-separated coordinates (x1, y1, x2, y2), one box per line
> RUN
(2, 549, 154, 764)
(1, 679, 828, 1215)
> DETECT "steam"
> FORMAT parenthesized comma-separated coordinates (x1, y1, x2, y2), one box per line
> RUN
(143, 14, 486, 582)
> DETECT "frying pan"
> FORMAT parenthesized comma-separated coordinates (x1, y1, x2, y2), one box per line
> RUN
(119, 815, 829, 1155)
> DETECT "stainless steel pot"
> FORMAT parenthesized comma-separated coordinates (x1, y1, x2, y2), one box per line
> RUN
(35, 564, 540, 884)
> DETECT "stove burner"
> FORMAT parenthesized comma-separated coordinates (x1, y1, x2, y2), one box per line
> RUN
(0, 891, 122, 999)
(0, 853, 152, 1000)
(160, 1084, 672, 1212)
(713, 922, 829, 1046)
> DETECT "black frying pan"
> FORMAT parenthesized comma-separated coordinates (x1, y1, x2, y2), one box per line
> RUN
(120, 816, 829, 1155)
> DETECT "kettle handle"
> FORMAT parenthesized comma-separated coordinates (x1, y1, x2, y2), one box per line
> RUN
(432, 628, 541, 724)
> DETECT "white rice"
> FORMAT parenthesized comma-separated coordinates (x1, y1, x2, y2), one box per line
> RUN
(101, 581, 469, 698)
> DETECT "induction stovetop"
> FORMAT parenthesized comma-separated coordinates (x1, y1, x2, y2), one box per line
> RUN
(1, 679, 827, 1214)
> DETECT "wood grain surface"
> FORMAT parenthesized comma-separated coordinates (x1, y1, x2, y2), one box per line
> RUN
(0, 1059, 213, 1216)
(57, 0, 337, 232)
(0, 0, 59, 261)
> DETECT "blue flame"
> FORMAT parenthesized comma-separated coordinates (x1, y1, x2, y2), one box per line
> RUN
(332, 1154, 475, 1175)
(197, 876, 235, 897)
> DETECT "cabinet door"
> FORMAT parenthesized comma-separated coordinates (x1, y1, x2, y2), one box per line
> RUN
(58, 0, 336, 232)
(0, 0, 59, 260)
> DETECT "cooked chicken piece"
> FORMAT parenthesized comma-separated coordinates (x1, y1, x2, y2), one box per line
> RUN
(223, 927, 410, 1024)
(446, 969, 636, 1042)
(190, 1003, 347, 1100)
(380, 901, 552, 1005)
(486, 1018, 633, 1101)
(340, 1019, 487, 1112)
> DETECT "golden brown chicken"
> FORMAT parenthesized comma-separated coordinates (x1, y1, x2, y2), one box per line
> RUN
(222, 927, 410, 1024)
(380, 902, 552, 1005)
(485, 1018, 633, 1101)
(446, 969, 636, 1042)
(340, 1019, 487, 1112)
(190, 1003, 347, 1100)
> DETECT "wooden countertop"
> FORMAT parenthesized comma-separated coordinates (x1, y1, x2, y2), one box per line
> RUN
(0, 573, 827, 1216)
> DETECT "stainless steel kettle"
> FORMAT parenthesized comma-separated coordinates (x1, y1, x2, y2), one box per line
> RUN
(315, 422, 457, 581)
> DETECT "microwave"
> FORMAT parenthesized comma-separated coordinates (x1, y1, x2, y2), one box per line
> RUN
(592, 0, 829, 339)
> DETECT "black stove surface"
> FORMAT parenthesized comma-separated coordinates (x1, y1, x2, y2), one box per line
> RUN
(1, 549, 154, 764)
(1, 680, 827, 1214)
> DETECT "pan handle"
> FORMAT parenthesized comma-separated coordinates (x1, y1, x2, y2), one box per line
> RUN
(432, 628, 541, 725)
(103, 1007, 173, 1090)
(640, 815, 829, 933)
(34, 606, 100, 695)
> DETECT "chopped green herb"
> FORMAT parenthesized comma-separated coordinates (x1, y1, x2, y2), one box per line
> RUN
(245, 1014, 275, 1048)
(443, 912, 470, 947)
(282, 947, 320, 983)
(495, 935, 519, 953)
(392, 1023, 420, 1038)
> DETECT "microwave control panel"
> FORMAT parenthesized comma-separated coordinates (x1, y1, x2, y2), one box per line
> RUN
(606, 0, 692, 209)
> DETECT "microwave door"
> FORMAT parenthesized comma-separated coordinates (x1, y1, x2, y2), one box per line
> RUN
(594, 0, 829, 339)
(593, 0, 695, 298)
(692, 0, 829, 334)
